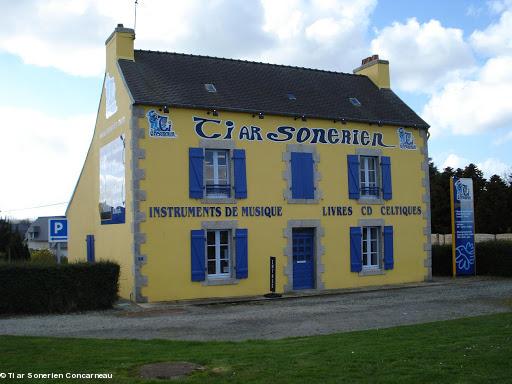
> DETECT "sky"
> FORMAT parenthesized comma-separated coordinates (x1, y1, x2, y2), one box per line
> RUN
(1, 0, 511, 219)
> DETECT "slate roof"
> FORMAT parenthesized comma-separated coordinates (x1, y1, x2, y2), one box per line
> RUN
(118, 50, 429, 129)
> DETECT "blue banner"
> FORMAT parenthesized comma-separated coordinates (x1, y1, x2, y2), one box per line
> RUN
(450, 177, 476, 276)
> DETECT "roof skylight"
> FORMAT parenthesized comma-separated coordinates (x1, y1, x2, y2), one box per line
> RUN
(287, 93, 297, 100)
(349, 97, 362, 107)
(205, 83, 217, 93)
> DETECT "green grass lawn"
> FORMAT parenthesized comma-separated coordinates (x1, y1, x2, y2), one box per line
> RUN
(1, 313, 511, 383)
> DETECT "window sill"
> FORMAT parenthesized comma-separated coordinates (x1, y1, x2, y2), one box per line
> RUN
(201, 197, 236, 204)
(357, 197, 383, 205)
(202, 277, 239, 286)
(359, 269, 385, 276)
(286, 198, 320, 204)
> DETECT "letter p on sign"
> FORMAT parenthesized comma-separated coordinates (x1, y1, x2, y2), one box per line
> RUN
(48, 218, 68, 242)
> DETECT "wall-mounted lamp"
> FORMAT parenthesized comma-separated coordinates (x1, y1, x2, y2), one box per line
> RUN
(163, 105, 169, 113)
(294, 115, 306, 122)
(207, 109, 219, 116)
(258, 112, 264, 119)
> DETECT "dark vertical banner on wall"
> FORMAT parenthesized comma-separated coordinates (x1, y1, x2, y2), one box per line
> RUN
(99, 135, 126, 225)
(450, 177, 476, 276)
(269, 256, 276, 293)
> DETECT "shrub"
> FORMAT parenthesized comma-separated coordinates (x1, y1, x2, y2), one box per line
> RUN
(0, 262, 120, 314)
(30, 249, 56, 264)
(432, 244, 453, 276)
(432, 240, 512, 277)
(475, 240, 512, 276)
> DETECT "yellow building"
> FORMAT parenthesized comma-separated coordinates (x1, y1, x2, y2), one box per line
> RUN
(67, 25, 431, 302)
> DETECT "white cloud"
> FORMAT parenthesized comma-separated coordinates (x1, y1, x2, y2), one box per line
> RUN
(370, 18, 475, 92)
(435, 153, 511, 178)
(477, 158, 511, 178)
(437, 154, 511, 178)
(0, 0, 377, 77)
(487, 0, 512, 14)
(442, 153, 469, 170)
(466, 4, 484, 17)
(420, 3, 512, 137)
(422, 55, 512, 137)
(0, 107, 94, 219)
(0, 1, 112, 76)
(0, 0, 272, 76)
(494, 130, 512, 145)
(135, 0, 273, 60)
(258, 0, 377, 71)
(470, 8, 512, 56)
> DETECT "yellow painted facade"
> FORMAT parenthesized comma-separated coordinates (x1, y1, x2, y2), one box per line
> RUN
(138, 110, 428, 301)
(67, 28, 136, 299)
(67, 27, 431, 303)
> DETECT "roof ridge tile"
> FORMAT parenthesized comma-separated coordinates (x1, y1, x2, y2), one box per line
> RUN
(133, 49, 355, 77)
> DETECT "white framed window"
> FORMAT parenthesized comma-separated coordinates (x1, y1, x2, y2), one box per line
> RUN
(205, 149, 231, 198)
(362, 226, 381, 270)
(360, 156, 380, 198)
(206, 229, 231, 278)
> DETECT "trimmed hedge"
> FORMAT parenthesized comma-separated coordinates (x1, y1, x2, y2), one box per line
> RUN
(476, 241, 512, 276)
(0, 262, 119, 314)
(432, 240, 512, 277)
(432, 244, 453, 276)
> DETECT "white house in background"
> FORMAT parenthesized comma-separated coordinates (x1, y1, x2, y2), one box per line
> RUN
(25, 216, 68, 258)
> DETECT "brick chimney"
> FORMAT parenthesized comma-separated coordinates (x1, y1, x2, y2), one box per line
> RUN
(353, 55, 390, 89)
(105, 24, 135, 66)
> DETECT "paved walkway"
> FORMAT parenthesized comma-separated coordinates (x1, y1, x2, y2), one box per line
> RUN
(1, 277, 511, 341)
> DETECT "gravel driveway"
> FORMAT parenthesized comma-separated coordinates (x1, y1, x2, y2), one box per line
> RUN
(1, 277, 511, 341)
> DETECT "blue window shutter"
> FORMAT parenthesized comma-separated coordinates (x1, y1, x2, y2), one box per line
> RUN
(86, 235, 95, 263)
(350, 227, 362, 272)
(233, 149, 247, 199)
(291, 152, 314, 199)
(381, 156, 392, 200)
(384, 226, 394, 270)
(302, 153, 315, 199)
(347, 155, 360, 199)
(235, 228, 248, 279)
(191, 230, 206, 281)
(189, 148, 204, 199)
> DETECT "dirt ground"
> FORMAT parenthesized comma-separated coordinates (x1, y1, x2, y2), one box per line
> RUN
(1, 277, 511, 341)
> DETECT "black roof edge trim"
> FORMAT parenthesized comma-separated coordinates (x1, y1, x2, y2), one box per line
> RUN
(134, 101, 430, 129)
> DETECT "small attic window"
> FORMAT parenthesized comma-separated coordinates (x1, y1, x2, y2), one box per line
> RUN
(287, 93, 296, 100)
(205, 83, 217, 93)
(349, 97, 362, 107)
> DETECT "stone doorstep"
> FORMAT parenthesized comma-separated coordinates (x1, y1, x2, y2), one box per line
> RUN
(123, 277, 494, 311)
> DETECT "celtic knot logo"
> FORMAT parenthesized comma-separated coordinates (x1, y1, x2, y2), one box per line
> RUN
(146, 110, 177, 138)
(455, 179, 471, 200)
(397, 127, 416, 150)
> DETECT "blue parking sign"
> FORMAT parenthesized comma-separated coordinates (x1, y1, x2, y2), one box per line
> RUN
(48, 218, 68, 242)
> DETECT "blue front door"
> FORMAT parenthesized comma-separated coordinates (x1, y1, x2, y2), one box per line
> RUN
(293, 229, 315, 289)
